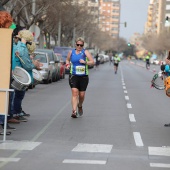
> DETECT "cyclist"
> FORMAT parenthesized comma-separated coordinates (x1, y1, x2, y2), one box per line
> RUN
(113, 54, 121, 74)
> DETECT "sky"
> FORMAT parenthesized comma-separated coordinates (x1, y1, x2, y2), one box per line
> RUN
(119, 0, 150, 41)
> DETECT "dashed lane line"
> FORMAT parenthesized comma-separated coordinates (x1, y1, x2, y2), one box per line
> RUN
(133, 132, 144, 147)
(129, 114, 136, 122)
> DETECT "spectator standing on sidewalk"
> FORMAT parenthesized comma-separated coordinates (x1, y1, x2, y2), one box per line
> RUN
(9, 30, 42, 123)
(66, 37, 94, 118)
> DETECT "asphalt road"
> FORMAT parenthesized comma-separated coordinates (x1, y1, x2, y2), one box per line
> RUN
(0, 60, 170, 170)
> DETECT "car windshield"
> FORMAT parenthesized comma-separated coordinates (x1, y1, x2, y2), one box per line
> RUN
(36, 49, 54, 61)
(34, 54, 47, 63)
(53, 47, 73, 61)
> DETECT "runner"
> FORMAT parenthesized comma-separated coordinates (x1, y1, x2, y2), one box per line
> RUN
(66, 37, 94, 118)
(113, 54, 121, 74)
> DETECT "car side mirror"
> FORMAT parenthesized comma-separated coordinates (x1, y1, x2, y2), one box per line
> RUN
(55, 60, 59, 63)
(50, 61, 55, 64)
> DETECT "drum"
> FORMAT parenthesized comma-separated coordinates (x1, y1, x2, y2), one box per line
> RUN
(11, 66, 31, 91)
(32, 69, 42, 84)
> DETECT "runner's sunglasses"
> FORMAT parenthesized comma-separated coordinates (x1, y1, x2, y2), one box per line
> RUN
(76, 44, 84, 47)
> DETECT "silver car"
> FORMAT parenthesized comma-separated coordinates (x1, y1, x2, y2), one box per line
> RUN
(33, 52, 53, 84)
(36, 49, 58, 82)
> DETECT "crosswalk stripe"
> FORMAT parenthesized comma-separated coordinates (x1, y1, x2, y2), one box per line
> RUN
(149, 147, 170, 156)
(63, 159, 106, 165)
(0, 158, 20, 162)
(72, 143, 113, 153)
(0, 141, 41, 150)
(150, 163, 170, 168)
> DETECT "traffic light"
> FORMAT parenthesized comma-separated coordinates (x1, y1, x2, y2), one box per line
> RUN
(124, 22, 127, 27)
(127, 43, 131, 46)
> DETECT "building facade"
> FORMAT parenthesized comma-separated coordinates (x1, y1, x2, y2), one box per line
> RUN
(145, 0, 169, 35)
(99, 0, 120, 39)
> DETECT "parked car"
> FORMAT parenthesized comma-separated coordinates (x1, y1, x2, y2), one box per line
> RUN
(54, 53, 65, 79)
(33, 52, 53, 84)
(103, 54, 109, 62)
(36, 49, 59, 82)
(98, 54, 105, 64)
(53, 47, 74, 74)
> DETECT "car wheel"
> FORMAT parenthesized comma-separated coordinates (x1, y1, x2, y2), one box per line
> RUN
(52, 74, 57, 82)
(44, 73, 50, 84)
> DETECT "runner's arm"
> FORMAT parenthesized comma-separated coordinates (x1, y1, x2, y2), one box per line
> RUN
(84, 50, 94, 65)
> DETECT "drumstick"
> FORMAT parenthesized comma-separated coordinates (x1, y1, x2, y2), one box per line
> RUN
(16, 54, 25, 65)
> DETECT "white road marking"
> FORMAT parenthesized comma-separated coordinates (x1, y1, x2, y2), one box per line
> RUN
(63, 159, 106, 165)
(125, 96, 129, 100)
(133, 132, 144, 147)
(72, 143, 113, 153)
(150, 163, 170, 168)
(127, 103, 132, 108)
(124, 90, 128, 93)
(123, 86, 126, 89)
(0, 158, 20, 162)
(129, 114, 136, 122)
(122, 83, 125, 86)
(0, 141, 41, 150)
(149, 147, 170, 156)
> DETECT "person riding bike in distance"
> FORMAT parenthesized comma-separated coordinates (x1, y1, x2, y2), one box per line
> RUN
(145, 55, 150, 69)
(113, 54, 120, 74)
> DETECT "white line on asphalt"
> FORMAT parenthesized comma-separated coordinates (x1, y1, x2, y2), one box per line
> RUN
(150, 163, 170, 168)
(122, 83, 125, 86)
(123, 86, 126, 89)
(149, 147, 170, 156)
(72, 143, 113, 153)
(63, 159, 106, 165)
(133, 132, 144, 147)
(0, 101, 71, 169)
(127, 103, 132, 108)
(129, 114, 136, 122)
(0, 158, 20, 162)
(0, 141, 41, 150)
(125, 96, 129, 100)
(124, 90, 128, 93)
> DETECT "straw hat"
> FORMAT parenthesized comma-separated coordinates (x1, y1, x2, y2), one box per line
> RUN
(17, 30, 34, 42)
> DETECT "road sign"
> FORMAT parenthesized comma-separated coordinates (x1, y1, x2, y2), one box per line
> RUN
(29, 24, 40, 39)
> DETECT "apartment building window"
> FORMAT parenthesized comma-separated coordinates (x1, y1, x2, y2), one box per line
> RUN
(112, 16, 119, 19)
(112, 27, 118, 31)
(112, 10, 119, 13)
(112, 22, 118, 25)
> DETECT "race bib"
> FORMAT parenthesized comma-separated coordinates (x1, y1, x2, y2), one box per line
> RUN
(115, 60, 118, 64)
(76, 66, 85, 75)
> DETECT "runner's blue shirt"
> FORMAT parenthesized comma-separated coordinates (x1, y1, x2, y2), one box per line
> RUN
(70, 49, 88, 76)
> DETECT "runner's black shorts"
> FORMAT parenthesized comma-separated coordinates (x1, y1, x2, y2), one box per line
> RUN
(114, 63, 119, 66)
(69, 74, 89, 91)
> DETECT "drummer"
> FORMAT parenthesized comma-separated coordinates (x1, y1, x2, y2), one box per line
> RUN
(9, 30, 43, 123)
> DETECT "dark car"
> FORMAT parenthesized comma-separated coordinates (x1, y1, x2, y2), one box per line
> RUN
(53, 47, 74, 74)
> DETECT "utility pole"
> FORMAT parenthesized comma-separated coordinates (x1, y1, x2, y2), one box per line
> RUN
(32, 0, 36, 41)
(72, 25, 76, 47)
(58, 19, 61, 46)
